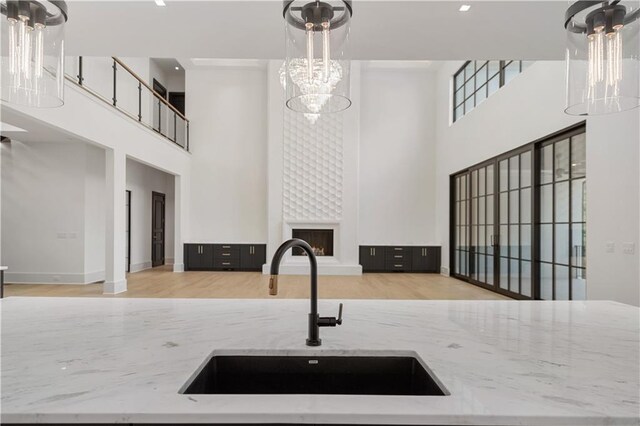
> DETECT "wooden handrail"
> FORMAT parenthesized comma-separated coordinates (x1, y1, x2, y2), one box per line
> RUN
(112, 57, 189, 123)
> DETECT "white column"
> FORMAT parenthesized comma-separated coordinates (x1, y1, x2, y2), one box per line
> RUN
(104, 148, 127, 294)
(172, 174, 188, 273)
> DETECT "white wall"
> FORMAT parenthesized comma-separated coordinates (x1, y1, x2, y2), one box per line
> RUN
(434, 61, 640, 306)
(126, 158, 175, 272)
(1, 141, 101, 283)
(186, 66, 268, 243)
(359, 65, 438, 245)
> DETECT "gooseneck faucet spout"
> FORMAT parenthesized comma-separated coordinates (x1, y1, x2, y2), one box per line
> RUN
(269, 238, 343, 346)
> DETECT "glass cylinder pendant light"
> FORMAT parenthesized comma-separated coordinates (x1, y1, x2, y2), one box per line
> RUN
(282, 0, 352, 117)
(1, 0, 68, 107)
(565, 0, 640, 115)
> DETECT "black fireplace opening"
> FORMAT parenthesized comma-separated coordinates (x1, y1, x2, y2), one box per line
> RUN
(292, 229, 334, 257)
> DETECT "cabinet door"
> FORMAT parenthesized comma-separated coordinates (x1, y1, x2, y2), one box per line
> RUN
(360, 246, 385, 272)
(412, 247, 441, 273)
(240, 244, 266, 271)
(186, 244, 213, 270)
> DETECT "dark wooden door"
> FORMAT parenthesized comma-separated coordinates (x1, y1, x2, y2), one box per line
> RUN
(359, 246, 385, 272)
(169, 92, 185, 115)
(152, 192, 165, 267)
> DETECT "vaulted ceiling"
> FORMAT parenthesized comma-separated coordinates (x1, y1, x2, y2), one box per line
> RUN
(64, 1, 568, 60)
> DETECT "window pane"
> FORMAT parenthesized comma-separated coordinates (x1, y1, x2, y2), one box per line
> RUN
(520, 151, 532, 187)
(509, 156, 519, 189)
(540, 263, 553, 300)
(520, 188, 531, 224)
(555, 181, 570, 223)
(471, 170, 478, 197)
(465, 62, 475, 80)
(486, 255, 494, 285)
(500, 257, 509, 289)
(540, 224, 553, 262)
(500, 192, 508, 224)
(555, 139, 570, 181)
(465, 78, 475, 99)
(509, 224, 519, 258)
(572, 178, 587, 223)
(510, 259, 519, 293)
(541, 184, 553, 223)
(504, 60, 520, 84)
(479, 168, 486, 196)
(475, 63, 487, 88)
(572, 223, 586, 268)
(488, 61, 500, 79)
(555, 224, 570, 265)
(478, 225, 486, 254)
(488, 75, 500, 96)
(455, 88, 465, 106)
(465, 96, 474, 114)
(479, 197, 486, 224)
(510, 190, 519, 223)
(487, 195, 494, 223)
(476, 84, 487, 105)
(499, 160, 509, 192)
(555, 265, 570, 300)
(461, 175, 467, 199)
(455, 72, 464, 92)
(455, 105, 463, 121)
(572, 268, 587, 300)
(541, 144, 553, 184)
(571, 133, 586, 178)
(521, 260, 532, 297)
(461, 200, 467, 225)
(500, 225, 509, 257)
(478, 253, 486, 282)
(486, 165, 494, 195)
(521, 225, 532, 260)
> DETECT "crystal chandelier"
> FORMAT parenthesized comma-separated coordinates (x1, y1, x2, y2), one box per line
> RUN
(283, 1, 352, 116)
(1, 0, 68, 107)
(565, 1, 640, 115)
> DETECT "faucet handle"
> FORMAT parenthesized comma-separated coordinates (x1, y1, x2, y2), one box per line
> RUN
(318, 303, 344, 327)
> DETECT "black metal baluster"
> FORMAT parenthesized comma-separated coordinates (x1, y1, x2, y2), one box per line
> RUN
(77, 56, 84, 86)
(186, 122, 190, 151)
(112, 60, 117, 106)
(138, 82, 142, 122)
(174, 112, 177, 143)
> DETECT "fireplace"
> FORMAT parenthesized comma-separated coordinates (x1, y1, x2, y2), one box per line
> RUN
(292, 229, 334, 257)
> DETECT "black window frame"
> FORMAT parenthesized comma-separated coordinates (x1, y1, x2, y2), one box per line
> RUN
(453, 60, 532, 123)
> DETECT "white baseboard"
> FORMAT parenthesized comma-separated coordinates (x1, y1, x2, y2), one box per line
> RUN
(129, 261, 153, 273)
(166, 257, 175, 266)
(104, 279, 127, 294)
(5, 272, 103, 285)
(173, 263, 185, 273)
(440, 266, 450, 277)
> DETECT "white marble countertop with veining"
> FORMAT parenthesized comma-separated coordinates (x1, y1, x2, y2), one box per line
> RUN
(1, 297, 638, 425)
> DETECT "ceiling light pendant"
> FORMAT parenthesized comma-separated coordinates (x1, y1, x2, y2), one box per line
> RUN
(1, 0, 68, 107)
(564, 0, 640, 115)
(283, 0, 352, 115)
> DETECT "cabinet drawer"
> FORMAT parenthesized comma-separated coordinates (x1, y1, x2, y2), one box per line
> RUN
(214, 245, 240, 258)
(386, 252, 408, 261)
(214, 258, 239, 269)
(385, 261, 412, 271)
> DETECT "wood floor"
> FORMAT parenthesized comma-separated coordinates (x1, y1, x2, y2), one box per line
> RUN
(4, 266, 507, 300)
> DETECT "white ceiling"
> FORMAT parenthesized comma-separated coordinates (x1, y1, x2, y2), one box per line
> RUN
(63, 1, 569, 60)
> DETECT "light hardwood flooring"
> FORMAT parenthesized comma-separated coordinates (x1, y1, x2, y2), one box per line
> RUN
(4, 266, 507, 300)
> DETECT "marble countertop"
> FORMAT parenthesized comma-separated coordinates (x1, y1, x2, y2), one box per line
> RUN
(1, 297, 638, 425)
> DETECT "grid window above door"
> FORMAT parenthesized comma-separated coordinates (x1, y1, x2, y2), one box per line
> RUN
(453, 60, 534, 122)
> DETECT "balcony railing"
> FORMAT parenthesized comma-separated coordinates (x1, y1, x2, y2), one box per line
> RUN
(64, 57, 189, 151)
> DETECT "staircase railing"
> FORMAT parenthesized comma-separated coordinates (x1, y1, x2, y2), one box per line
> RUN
(64, 56, 189, 151)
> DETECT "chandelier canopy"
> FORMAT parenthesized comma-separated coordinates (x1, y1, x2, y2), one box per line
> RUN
(282, 0, 352, 116)
(564, 0, 640, 115)
(1, 0, 68, 108)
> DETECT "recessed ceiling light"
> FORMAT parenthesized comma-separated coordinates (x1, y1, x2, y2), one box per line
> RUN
(459, 4, 471, 12)
(175, 66, 180, 70)
(155, 0, 166, 6)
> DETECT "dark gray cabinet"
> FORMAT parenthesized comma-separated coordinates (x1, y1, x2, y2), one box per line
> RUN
(359, 246, 385, 272)
(240, 244, 266, 271)
(360, 245, 441, 273)
(412, 246, 441, 273)
(185, 243, 265, 272)
(185, 244, 214, 270)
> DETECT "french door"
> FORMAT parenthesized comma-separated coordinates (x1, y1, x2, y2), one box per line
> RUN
(451, 125, 586, 300)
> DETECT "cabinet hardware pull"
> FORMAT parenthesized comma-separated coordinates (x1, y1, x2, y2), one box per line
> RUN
(394, 264, 402, 267)
(373, 248, 376, 255)
(223, 245, 231, 249)
(370, 248, 372, 256)
(222, 262, 230, 266)
(395, 255, 402, 258)
(394, 247, 402, 251)
(222, 253, 230, 256)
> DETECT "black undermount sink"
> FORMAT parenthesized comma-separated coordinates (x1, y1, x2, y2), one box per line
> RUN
(180, 353, 448, 396)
